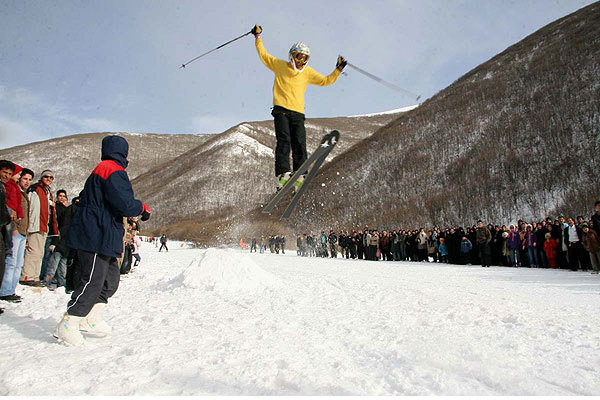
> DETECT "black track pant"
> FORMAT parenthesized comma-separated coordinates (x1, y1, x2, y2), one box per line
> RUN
(478, 243, 492, 267)
(272, 106, 307, 176)
(66, 250, 120, 317)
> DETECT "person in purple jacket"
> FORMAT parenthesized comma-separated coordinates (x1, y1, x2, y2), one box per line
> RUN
(54, 135, 151, 346)
(506, 225, 521, 267)
(524, 225, 538, 268)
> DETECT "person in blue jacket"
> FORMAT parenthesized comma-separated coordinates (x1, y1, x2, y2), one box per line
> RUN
(55, 135, 151, 346)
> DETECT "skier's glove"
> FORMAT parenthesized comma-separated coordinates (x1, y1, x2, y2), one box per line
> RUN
(336, 55, 347, 71)
(251, 25, 262, 37)
(141, 203, 151, 222)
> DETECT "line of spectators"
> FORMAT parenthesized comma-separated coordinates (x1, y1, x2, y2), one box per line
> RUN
(253, 205, 600, 274)
(250, 235, 286, 254)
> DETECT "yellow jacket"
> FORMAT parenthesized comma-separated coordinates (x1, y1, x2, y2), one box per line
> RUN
(255, 38, 341, 114)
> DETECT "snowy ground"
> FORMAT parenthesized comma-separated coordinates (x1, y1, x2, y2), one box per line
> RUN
(1, 243, 600, 395)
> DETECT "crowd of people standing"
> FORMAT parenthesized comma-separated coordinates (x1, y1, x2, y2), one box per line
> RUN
(257, 204, 600, 274)
(0, 152, 148, 318)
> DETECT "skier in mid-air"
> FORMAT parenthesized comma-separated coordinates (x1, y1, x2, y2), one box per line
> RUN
(251, 24, 347, 192)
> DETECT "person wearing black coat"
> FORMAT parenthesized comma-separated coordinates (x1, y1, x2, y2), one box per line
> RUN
(44, 194, 78, 289)
(56, 135, 150, 346)
(535, 223, 548, 268)
(328, 231, 337, 258)
(356, 231, 365, 260)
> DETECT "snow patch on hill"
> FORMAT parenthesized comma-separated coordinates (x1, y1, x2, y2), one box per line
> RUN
(205, 130, 272, 157)
(349, 104, 419, 118)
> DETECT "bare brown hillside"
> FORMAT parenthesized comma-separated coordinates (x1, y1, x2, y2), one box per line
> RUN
(290, 1, 600, 231)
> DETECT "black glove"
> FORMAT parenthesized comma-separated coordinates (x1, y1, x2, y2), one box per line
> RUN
(251, 25, 262, 37)
(141, 203, 151, 222)
(336, 55, 347, 71)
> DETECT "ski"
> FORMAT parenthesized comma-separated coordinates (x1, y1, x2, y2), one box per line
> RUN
(262, 130, 340, 218)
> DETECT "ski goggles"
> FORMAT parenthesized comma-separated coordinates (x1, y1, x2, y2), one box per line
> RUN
(291, 52, 309, 64)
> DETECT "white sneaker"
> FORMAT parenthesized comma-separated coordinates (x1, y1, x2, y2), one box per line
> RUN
(80, 303, 112, 335)
(54, 313, 85, 346)
(275, 172, 292, 192)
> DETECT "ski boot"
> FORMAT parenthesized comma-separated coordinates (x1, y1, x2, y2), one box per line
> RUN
(80, 303, 112, 336)
(54, 313, 85, 346)
(293, 173, 306, 194)
(275, 172, 292, 192)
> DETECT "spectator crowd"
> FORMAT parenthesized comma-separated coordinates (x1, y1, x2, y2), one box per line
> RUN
(0, 159, 144, 316)
(251, 205, 600, 274)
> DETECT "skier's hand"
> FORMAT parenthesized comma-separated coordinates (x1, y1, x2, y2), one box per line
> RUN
(251, 24, 262, 38)
(336, 55, 347, 71)
(141, 203, 151, 222)
(49, 245, 56, 252)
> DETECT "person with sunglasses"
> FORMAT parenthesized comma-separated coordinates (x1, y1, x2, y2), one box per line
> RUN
(251, 24, 347, 193)
(20, 170, 59, 286)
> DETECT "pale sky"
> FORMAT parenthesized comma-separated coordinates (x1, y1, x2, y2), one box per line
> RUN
(0, 0, 595, 149)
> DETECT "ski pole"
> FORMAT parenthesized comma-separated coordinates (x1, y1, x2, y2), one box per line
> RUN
(180, 30, 252, 69)
(345, 60, 421, 102)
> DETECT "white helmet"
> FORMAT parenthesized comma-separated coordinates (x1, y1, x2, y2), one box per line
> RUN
(289, 42, 311, 57)
(289, 42, 310, 72)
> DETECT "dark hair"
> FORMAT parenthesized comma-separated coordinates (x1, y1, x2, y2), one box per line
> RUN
(0, 160, 15, 172)
(20, 168, 34, 179)
(477, 220, 483, 224)
(56, 189, 67, 197)
(595, 201, 600, 207)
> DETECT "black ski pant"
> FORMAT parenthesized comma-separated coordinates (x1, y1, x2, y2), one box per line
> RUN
(272, 106, 307, 176)
(159, 243, 168, 252)
(66, 249, 120, 317)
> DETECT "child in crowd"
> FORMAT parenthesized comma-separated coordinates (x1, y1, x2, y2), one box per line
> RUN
(438, 237, 448, 263)
(544, 232, 558, 269)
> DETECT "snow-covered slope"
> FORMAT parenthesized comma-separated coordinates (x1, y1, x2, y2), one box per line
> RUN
(1, 245, 599, 395)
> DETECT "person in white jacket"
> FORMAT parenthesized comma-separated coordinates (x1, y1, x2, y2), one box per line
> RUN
(131, 231, 141, 267)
